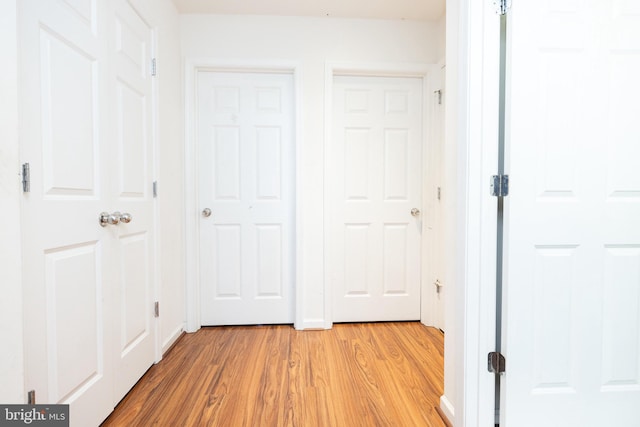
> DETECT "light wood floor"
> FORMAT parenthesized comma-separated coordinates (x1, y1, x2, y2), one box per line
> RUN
(101, 322, 446, 427)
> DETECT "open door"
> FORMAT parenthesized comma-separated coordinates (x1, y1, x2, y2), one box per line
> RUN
(501, 1, 640, 426)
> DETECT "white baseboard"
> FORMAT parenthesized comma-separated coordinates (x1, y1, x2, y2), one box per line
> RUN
(161, 324, 185, 355)
(440, 394, 455, 426)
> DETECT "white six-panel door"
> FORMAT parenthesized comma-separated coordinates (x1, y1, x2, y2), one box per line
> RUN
(502, 1, 640, 425)
(198, 71, 295, 326)
(330, 75, 423, 322)
(19, 1, 156, 425)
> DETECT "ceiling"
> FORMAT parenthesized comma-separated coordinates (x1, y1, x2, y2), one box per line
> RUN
(171, 0, 446, 22)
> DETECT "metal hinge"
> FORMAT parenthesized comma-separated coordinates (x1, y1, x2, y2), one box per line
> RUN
(494, 0, 511, 15)
(22, 163, 30, 193)
(151, 58, 157, 76)
(488, 351, 506, 374)
(152, 181, 158, 198)
(491, 174, 509, 197)
(154, 301, 159, 318)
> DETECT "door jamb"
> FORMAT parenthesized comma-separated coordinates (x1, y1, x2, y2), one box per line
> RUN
(183, 59, 303, 331)
(323, 62, 436, 329)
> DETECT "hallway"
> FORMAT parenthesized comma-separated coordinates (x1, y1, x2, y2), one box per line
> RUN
(102, 322, 446, 426)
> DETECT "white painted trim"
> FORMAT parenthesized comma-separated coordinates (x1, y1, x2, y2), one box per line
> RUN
(443, 0, 502, 425)
(323, 61, 435, 329)
(183, 58, 303, 332)
(440, 395, 456, 426)
(161, 324, 184, 354)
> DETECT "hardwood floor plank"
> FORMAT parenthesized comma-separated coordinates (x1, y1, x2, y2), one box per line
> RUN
(101, 322, 445, 427)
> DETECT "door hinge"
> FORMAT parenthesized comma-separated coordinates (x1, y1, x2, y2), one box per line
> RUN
(27, 390, 36, 404)
(491, 174, 509, 197)
(494, 0, 511, 15)
(152, 181, 158, 198)
(22, 163, 30, 193)
(488, 351, 506, 374)
(154, 301, 159, 317)
(151, 58, 157, 76)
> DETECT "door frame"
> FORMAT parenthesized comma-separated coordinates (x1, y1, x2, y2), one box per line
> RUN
(183, 59, 303, 332)
(440, 0, 502, 425)
(323, 62, 437, 329)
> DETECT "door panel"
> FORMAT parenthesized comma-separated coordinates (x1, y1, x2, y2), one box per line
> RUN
(198, 71, 295, 326)
(45, 242, 102, 403)
(502, 1, 640, 425)
(20, 0, 113, 425)
(110, 0, 155, 401)
(330, 75, 423, 322)
(21, 1, 155, 425)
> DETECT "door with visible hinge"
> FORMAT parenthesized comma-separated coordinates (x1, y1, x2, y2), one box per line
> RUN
(501, 1, 640, 425)
(109, 0, 156, 402)
(427, 65, 445, 332)
(19, 0, 156, 425)
(329, 75, 423, 323)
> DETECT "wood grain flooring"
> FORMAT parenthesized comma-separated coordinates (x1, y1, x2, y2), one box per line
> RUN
(101, 322, 446, 427)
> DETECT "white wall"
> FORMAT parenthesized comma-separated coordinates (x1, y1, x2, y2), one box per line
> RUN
(0, 0, 25, 404)
(130, 0, 186, 355)
(181, 14, 442, 328)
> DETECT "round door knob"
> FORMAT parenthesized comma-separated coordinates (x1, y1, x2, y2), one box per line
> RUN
(411, 208, 421, 217)
(202, 208, 212, 218)
(99, 212, 119, 227)
(120, 212, 132, 223)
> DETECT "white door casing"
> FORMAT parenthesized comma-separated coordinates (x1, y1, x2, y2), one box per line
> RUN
(197, 71, 295, 326)
(19, 0, 156, 424)
(329, 74, 424, 323)
(502, 1, 640, 425)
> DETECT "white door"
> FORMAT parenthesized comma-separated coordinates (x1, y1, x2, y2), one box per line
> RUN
(109, 0, 156, 402)
(19, 0, 156, 425)
(198, 71, 295, 326)
(427, 69, 445, 332)
(19, 0, 114, 424)
(330, 75, 423, 323)
(502, 1, 640, 426)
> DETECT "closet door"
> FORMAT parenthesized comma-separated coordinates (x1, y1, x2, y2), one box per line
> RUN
(19, 0, 114, 424)
(20, 1, 157, 424)
(502, 1, 640, 425)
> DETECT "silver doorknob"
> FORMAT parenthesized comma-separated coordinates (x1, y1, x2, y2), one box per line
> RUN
(202, 208, 212, 217)
(120, 212, 132, 223)
(99, 212, 119, 227)
(411, 208, 421, 217)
